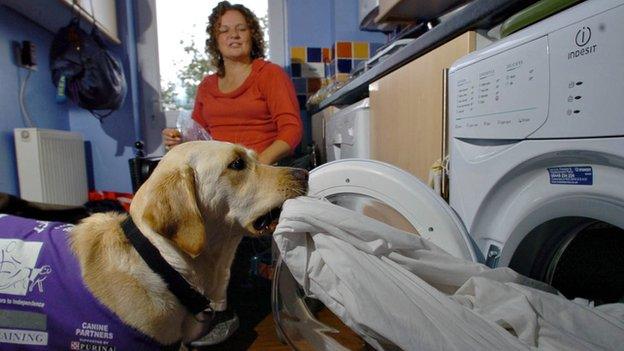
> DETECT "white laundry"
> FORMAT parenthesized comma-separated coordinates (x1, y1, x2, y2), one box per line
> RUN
(274, 196, 624, 351)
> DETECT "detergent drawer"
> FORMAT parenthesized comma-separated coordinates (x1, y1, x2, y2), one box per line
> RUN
(449, 0, 624, 140)
(448, 36, 550, 140)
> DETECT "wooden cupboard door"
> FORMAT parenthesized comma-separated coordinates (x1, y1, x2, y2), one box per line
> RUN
(369, 32, 475, 183)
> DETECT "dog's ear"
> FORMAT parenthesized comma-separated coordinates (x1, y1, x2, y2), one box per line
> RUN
(142, 165, 205, 257)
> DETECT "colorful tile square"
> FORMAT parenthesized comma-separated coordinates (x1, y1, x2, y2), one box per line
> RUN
(353, 42, 369, 59)
(292, 78, 307, 94)
(336, 42, 352, 58)
(307, 78, 321, 93)
(290, 63, 302, 78)
(307, 47, 322, 62)
(337, 59, 352, 74)
(290, 47, 306, 63)
(322, 48, 330, 62)
(334, 73, 350, 82)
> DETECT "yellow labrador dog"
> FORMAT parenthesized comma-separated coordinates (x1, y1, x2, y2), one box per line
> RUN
(67, 141, 307, 348)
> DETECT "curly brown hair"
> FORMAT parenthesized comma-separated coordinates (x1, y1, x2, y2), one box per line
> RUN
(206, 1, 266, 77)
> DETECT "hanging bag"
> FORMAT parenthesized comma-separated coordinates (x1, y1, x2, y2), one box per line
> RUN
(49, 17, 127, 121)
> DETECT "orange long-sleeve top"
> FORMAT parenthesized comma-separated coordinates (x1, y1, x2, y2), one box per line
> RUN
(192, 59, 302, 154)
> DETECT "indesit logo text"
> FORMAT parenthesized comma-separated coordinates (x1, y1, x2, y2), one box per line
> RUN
(568, 26, 597, 59)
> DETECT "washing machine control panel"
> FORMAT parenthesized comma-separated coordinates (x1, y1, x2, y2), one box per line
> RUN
(450, 37, 549, 139)
(533, 3, 624, 138)
(450, 2, 624, 140)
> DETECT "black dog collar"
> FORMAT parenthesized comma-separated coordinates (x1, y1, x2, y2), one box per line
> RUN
(121, 216, 212, 315)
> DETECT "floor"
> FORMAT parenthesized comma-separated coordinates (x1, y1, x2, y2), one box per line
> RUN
(191, 237, 370, 351)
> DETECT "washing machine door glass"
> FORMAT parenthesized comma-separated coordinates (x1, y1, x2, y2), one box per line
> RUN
(325, 193, 419, 234)
(273, 159, 478, 350)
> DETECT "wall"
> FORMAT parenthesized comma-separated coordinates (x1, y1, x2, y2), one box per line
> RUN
(0, 6, 70, 195)
(0, 1, 138, 196)
(286, 0, 386, 48)
(68, 0, 138, 193)
(285, 0, 386, 148)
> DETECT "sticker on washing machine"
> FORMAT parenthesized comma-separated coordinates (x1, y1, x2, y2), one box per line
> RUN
(547, 166, 593, 185)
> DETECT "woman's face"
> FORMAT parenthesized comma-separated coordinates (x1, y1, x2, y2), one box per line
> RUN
(216, 10, 253, 62)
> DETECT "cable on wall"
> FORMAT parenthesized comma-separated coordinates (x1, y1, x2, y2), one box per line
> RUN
(19, 69, 36, 128)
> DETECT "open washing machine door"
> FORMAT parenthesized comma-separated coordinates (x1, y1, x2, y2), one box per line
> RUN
(272, 159, 480, 350)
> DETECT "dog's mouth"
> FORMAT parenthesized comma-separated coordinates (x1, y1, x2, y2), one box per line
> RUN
(252, 207, 282, 234)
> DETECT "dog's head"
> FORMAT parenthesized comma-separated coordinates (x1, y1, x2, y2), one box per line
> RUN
(131, 141, 308, 257)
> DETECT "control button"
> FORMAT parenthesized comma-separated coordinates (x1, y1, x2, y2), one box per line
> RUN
(574, 96, 582, 100)
(576, 81, 583, 86)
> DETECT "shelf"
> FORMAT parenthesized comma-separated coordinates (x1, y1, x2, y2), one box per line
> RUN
(2, 0, 120, 44)
(376, 0, 469, 23)
(316, 0, 537, 112)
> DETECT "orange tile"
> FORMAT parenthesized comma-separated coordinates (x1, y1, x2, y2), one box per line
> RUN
(336, 42, 352, 58)
(322, 48, 330, 62)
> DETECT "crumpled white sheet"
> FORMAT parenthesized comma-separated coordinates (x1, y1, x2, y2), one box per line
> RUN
(274, 196, 624, 351)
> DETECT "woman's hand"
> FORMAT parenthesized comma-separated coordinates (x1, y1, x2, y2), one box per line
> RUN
(258, 140, 292, 165)
(162, 128, 182, 149)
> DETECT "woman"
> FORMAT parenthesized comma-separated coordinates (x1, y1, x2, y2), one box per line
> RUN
(162, 2, 302, 347)
(162, 1, 302, 165)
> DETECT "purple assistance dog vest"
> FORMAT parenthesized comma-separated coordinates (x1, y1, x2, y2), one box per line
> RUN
(0, 214, 171, 350)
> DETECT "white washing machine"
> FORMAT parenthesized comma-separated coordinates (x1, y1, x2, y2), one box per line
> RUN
(272, 1, 624, 348)
(325, 98, 370, 162)
(448, 0, 624, 303)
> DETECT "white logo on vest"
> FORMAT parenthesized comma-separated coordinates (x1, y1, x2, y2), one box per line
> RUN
(0, 239, 51, 296)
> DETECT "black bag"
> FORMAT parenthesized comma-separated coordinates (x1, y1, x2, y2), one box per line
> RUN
(50, 18, 127, 120)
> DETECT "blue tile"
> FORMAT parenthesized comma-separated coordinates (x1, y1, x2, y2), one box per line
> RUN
(292, 78, 307, 94)
(307, 47, 322, 63)
(290, 63, 302, 77)
(370, 42, 384, 57)
(337, 59, 352, 74)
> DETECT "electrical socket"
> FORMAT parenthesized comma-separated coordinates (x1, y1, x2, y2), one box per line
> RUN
(12, 40, 37, 71)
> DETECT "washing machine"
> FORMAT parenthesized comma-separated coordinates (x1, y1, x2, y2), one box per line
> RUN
(325, 98, 370, 162)
(272, 1, 624, 349)
(448, 0, 624, 304)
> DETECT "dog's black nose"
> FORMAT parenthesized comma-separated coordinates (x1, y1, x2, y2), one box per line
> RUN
(292, 168, 309, 183)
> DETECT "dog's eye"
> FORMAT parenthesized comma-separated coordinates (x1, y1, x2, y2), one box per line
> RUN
(228, 157, 246, 171)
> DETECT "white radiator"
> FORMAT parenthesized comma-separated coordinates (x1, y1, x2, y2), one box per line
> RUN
(14, 128, 88, 206)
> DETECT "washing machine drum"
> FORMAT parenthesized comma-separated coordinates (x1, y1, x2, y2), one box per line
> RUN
(272, 159, 480, 350)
